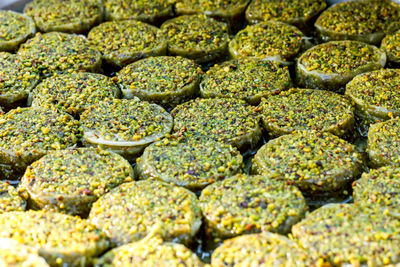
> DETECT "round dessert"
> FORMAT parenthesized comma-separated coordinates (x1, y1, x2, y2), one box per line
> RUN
(0, 10, 35, 52)
(0, 210, 109, 267)
(0, 107, 81, 180)
(367, 118, 400, 168)
(246, 0, 326, 33)
(0, 52, 40, 109)
(104, 0, 173, 24)
(171, 98, 262, 150)
(292, 204, 400, 266)
(95, 236, 203, 267)
(381, 29, 400, 66)
(80, 98, 173, 161)
(199, 173, 308, 239)
(296, 40, 386, 91)
(353, 166, 400, 218)
(175, 0, 250, 30)
(135, 138, 243, 190)
(228, 21, 306, 64)
(30, 72, 120, 117)
(161, 15, 229, 63)
(87, 20, 167, 68)
(200, 59, 292, 105)
(18, 32, 102, 77)
(346, 69, 400, 134)
(252, 131, 363, 196)
(116, 56, 202, 108)
(24, 0, 103, 34)
(260, 88, 355, 138)
(315, 0, 400, 45)
(211, 232, 311, 267)
(0, 239, 49, 267)
(89, 180, 202, 246)
(18, 148, 134, 216)
(0, 181, 26, 213)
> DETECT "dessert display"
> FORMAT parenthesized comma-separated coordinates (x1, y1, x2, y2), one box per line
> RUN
(1, 0, 400, 265)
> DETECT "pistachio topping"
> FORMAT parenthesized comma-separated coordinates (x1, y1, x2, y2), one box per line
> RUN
(200, 59, 291, 105)
(116, 56, 202, 107)
(0, 107, 81, 179)
(229, 21, 304, 63)
(104, 0, 174, 23)
(292, 204, 400, 266)
(161, 14, 229, 63)
(136, 138, 243, 190)
(31, 72, 119, 117)
(0, 52, 40, 108)
(367, 118, 400, 167)
(252, 131, 362, 195)
(89, 180, 202, 245)
(211, 232, 311, 267)
(96, 236, 203, 267)
(200, 173, 308, 238)
(0, 210, 109, 266)
(381, 30, 400, 64)
(0, 240, 49, 267)
(24, 0, 104, 33)
(315, 0, 400, 44)
(346, 69, 400, 123)
(353, 166, 400, 217)
(88, 20, 167, 67)
(171, 98, 261, 150)
(0, 10, 35, 52)
(261, 88, 354, 138)
(18, 147, 134, 216)
(246, 0, 327, 26)
(298, 41, 384, 75)
(176, 0, 249, 14)
(80, 98, 172, 144)
(18, 32, 102, 76)
(0, 181, 25, 213)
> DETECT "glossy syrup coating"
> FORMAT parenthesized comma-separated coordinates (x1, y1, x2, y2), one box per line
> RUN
(367, 118, 400, 168)
(171, 98, 262, 150)
(0, 181, 26, 213)
(0, 10, 36, 52)
(246, 0, 326, 33)
(0, 210, 110, 267)
(0, 107, 81, 180)
(200, 59, 291, 105)
(211, 232, 312, 267)
(116, 56, 202, 108)
(80, 98, 173, 161)
(292, 204, 400, 266)
(346, 69, 400, 134)
(315, 0, 400, 45)
(296, 40, 386, 91)
(0, 52, 40, 109)
(252, 131, 363, 196)
(95, 236, 204, 267)
(18, 32, 102, 77)
(161, 15, 229, 63)
(353, 166, 400, 218)
(18, 147, 134, 216)
(260, 88, 354, 138)
(229, 21, 305, 64)
(136, 138, 243, 190)
(24, 0, 103, 34)
(199, 173, 308, 239)
(89, 180, 202, 246)
(104, 0, 174, 24)
(88, 20, 167, 67)
(31, 72, 120, 117)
